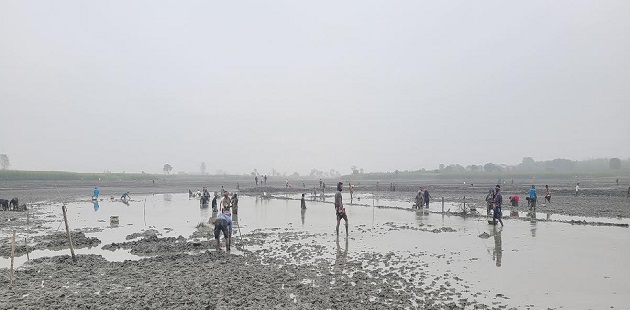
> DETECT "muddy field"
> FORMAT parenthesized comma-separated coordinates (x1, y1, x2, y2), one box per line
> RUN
(0, 178, 629, 309)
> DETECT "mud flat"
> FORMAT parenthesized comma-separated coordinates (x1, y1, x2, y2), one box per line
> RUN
(1, 187, 629, 309)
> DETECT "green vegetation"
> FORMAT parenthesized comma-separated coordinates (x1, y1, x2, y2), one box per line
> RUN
(0, 170, 160, 181)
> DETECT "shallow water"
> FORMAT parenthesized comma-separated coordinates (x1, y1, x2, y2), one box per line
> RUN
(2, 192, 628, 309)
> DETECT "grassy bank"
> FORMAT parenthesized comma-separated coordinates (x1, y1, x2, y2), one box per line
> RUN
(0, 170, 158, 181)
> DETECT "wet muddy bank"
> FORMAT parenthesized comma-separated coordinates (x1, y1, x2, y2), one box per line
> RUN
(0, 231, 100, 258)
(1, 243, 506, 310)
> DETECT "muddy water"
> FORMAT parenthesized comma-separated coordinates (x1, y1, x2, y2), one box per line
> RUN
(2, 192, 629, 309)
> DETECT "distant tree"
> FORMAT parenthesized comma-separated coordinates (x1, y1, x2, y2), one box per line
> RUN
(483, 163, 502, 172)
(394, 169, 399, 177)
(466, 165, 480, 171)
(359, 168, 364, 174)
(291, 172, 300, 178)
(200, 162, 207, 175)
(444, 164, 466, 172)
(0, 154, 9, 170)
(610, 158, 621, 170)
(439, 164, 445, 171)
(351, 166, 359, 175)
(163, 163, 173, 174)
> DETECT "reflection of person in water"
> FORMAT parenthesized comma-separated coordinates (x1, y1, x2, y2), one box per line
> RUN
(335, 236, 349, 267)
(301, 207, 306, 226)
(528, 210, 537, 237)
(93, 201, 99, 211)
(492, 226, 502, 267)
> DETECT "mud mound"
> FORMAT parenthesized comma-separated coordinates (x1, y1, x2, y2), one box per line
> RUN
(102, 235, 211, 255)
(0, 231, 100, 258)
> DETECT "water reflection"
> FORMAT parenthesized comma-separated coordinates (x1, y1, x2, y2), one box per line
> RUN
(301, 208, 306, 226)
(93, 201, 99, 212)
(528, 210, 537, 237)
(335, 236, 349, 266)
(492, 226, 502, 267)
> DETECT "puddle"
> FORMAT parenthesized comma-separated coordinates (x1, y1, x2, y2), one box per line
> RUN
(1, 192, 628, 309)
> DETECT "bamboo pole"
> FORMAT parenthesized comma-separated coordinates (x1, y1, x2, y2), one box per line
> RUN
(62, 205, 76, 262)
(10, 231, 16, 288)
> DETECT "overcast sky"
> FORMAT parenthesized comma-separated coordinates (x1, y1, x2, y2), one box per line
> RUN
(1, 1, 628, 175)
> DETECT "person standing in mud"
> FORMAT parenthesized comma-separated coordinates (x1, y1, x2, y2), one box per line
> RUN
(575, 183, 580, 195)
(231, 193, 239, 214)
(349, 183, 354, 202)
(545, 185, 552, 203)
(301, 193, 307, 209)
(493, 185, 504, 227)
(255, 175, 258, 186)
(213, 209, 233, 252)
(423, 188, 431, 208)
(264, 175, 267, 184)
(221, 191, 232, 212)
(211, 193, 218, 212)
(415, 188, 424, 209)
(335, 182, 348, 235)
(485, 188, 495, 216)
(528, 185, 537, 208)
(93, 187, 100, 200)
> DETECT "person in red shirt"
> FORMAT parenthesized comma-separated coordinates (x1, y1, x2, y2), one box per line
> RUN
(509, 195, 519, 207)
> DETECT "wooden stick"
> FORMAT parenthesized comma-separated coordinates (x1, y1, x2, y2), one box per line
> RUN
(10, 231, 16, 288)
(25, 237, 29, 261)
(143, 199, 146, 227)
(62, 205, 76, 262)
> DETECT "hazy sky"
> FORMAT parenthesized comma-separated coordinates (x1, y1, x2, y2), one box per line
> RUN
(1, 1, 629, 175)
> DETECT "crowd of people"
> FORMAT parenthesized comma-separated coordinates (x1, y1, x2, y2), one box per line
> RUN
(84, 179, 630, 253)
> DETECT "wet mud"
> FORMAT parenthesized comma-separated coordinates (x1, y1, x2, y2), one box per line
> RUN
(0, 231, 100, 258)
(1, 178, 629, 309)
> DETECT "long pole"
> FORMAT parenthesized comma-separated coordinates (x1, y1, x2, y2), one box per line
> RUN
(442, 197, 444, 213)
(10, 231, 16, 288)
(62, 205, 76, 262)
(143, 199, 147, 227)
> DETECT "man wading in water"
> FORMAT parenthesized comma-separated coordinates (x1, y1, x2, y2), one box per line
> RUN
(335, 182, 348, 235)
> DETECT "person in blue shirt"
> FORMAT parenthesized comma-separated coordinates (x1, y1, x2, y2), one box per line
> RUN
(529, 185, 537, 208)
(214, 210, 233, 252)
(93, 187, 100, 200)
(493, 185, 504, 226)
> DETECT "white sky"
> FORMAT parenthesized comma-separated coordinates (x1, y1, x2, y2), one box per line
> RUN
(1, 0, 629, 175)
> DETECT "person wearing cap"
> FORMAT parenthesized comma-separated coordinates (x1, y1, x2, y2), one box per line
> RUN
(213, 209, 233, 252)
(335, 182, 348, 235)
